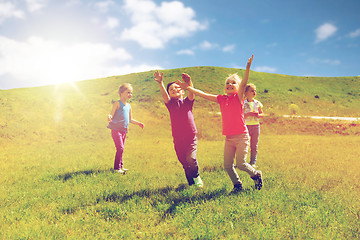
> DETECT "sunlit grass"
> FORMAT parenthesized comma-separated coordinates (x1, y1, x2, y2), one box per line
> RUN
(0, 67, 359, 239)
(1, 133, 359, 239)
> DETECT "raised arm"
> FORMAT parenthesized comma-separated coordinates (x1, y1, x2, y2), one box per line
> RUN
(154, 70, 170, 104)
(238, 55, 254, 101)
(177, 79, 218, 102)
(182, 73, 194, 101)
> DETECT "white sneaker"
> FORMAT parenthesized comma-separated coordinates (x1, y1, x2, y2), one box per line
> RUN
(121, 167, 129, 172)
(193, 176, 204, 188)
(115, 169, 125, 174)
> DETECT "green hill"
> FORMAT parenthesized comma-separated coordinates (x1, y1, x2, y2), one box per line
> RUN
(1, 66, 359, 145)
(1, 67, 360, 239)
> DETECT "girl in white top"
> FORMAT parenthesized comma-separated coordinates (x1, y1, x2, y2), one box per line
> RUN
(244, 83, 264, 167)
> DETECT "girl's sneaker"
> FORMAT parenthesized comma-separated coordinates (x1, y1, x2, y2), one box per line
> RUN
(121, 167, 129, 172)
(193, 176, 204, 188)
(231, 183, 243, 193)
(251, 171, 263, 190)
(115, 169, 125, 174)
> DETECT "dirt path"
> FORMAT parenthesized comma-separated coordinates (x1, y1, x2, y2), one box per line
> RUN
(282, 115, 359, 122)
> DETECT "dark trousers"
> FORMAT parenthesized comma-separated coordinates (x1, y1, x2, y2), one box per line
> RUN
(173, 135, 200, 185)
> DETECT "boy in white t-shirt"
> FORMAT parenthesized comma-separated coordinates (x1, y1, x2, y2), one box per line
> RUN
(244, 83, 264, 167)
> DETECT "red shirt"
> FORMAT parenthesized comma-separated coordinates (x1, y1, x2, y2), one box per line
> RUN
(217, 93, 248, 136)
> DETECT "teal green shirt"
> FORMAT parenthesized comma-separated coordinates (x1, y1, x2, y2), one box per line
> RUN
(107, 101, 130, 132)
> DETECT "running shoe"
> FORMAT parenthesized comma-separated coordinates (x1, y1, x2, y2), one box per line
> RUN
(251, 170, 263, 190)
(193, 176, 204, 188)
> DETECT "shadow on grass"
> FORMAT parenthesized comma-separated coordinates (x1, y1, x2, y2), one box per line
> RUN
(57, 164, 223, 182)
(57, 168, 112, 181)
(57, 167, 257, 222)
(159, 187, 229, 222)
(202, 164, 223, 173)
(98, 183, 253, 223)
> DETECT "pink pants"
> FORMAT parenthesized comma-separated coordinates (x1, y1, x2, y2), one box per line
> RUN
(111, 130, 127, 170)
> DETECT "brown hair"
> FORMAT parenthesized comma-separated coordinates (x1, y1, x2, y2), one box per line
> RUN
(166, 81, 177, 93)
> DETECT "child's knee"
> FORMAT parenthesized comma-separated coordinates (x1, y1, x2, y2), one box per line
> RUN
(223, 162, 234, 171)
(236, 162, 248, 171)
(116, 146, 125, 151)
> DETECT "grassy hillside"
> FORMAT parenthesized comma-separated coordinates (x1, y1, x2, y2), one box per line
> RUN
(0, 66, 359, 145)
(0, 67, 360, 239)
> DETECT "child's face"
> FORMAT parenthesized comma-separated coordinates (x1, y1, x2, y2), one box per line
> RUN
(120, 88, 133, 101)
(224, 78, 240, 95)
(168, 83, 184, 99)
(245, 87, 256, 99)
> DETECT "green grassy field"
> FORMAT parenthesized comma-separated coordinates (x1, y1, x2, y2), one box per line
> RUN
(1, 67, 359, 239)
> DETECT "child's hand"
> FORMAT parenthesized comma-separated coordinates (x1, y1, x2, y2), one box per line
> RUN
(108, 114, 113, 123)
(182, 73, 191, 83)
(246, 54, 254, 69)
(138, 122, 144, 129)
(176, 79, 190, 90)
(182, 73, 193, 87)
(249, 111, 259, 117)
(154, 70, 163, 83)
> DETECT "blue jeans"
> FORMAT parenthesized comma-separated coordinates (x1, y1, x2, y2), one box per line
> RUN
(246, 125, 260, 165)
(173, 135, 199, 186)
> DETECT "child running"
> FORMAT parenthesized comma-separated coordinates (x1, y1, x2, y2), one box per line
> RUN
(107, 83, 144, 174)
(176, 55, 263, 192)
(154, 70, 203, 188)
(244, 83, 264, 167)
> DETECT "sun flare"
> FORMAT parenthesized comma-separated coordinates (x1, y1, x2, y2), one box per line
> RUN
(26, 37, 91, 86)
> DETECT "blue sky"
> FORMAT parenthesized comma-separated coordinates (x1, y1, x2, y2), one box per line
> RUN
(0, 0, 359, 89)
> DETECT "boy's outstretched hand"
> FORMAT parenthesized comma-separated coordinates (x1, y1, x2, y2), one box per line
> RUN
(154, 70, 163, 83)
(182, 73, 193, 87)
(176, 79, 190, 90)
(246, 54, 254, 69)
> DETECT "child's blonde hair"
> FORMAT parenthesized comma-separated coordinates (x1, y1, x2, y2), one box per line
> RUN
(226, 73, 241, 84)
(118, 83, 132, 95)
(245, 83, 256, 92)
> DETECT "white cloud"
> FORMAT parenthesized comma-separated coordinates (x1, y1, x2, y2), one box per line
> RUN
(26, 0, 48, 12)
(176, 49, 195, 56)
(0, 2, 25, 22)
(121, 0, 207, 49)
(254, 66, 277, 73)
(266, 42, 277, 48)
(308, 58, 341, 65)
(349, 28, 360, 38)
(65, 0, 82, 7)
(105, 17, 119, 29)
(0, 36, 161, 87)
(113, 64, 162, 75)
(222, 44, 235, 53)
(199, 40, 218, 50)
(323, 59, 340, 65)
(94, 0, 115, 13)
(315, 23, 337, 43)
